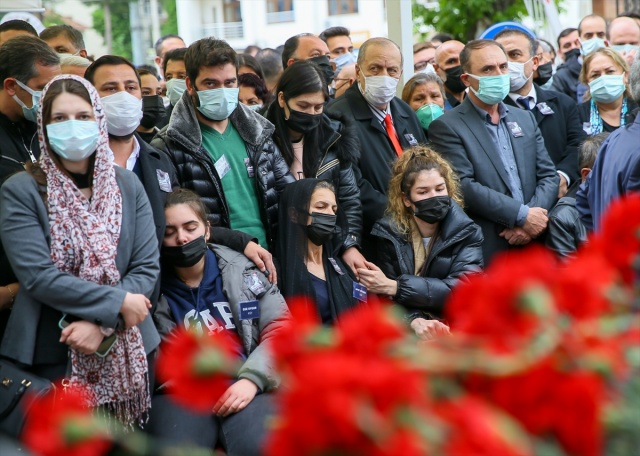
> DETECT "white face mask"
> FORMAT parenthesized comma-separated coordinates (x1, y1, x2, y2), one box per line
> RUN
(415, 63, 436, 77)
(101, 91, 143, 136)
(359, 75, 399, 107)
(508, 57, 534, 92)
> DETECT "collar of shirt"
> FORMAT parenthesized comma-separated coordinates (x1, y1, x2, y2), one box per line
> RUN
(109, 135, 141, 171)
(469, 98, 509, 125)
(508, 84, 537, 109)
(358, 81, 391, 123)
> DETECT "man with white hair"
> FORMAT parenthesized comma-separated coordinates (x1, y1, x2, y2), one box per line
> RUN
(60, 54, 91, 77)
(576, 52, 640, 231)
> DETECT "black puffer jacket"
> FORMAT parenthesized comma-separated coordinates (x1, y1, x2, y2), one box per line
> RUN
(370, 201, 484, 317)
(310, 112, 362, 251)
(152, 92, 295, 247)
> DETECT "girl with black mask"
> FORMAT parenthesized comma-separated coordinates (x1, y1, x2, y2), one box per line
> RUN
(361, 146, 484, 340)
(266, 60, 367, 277)
(148, 189, 290, 454)
(276, 179, 361, 325)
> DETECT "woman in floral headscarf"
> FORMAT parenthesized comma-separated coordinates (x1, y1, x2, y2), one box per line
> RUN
(0, 75, 160, 428)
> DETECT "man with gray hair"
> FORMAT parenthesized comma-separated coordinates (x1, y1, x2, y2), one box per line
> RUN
(576, 52, 640, 231)
(60, 54, 91, 77)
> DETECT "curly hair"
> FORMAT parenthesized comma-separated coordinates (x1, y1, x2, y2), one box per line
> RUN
(386, 145, 463, 235)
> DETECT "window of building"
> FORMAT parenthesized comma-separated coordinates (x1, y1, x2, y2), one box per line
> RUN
(328, 0, 358, 16)
(267, 0, 294, 23)
(223, 0, 242, 22)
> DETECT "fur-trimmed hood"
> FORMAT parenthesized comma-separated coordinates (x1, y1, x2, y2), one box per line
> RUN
(322, 109, 360, 166)
(165, 90, 276, 153)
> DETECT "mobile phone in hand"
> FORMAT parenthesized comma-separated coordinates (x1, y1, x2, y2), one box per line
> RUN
(58, 314, 118, 357)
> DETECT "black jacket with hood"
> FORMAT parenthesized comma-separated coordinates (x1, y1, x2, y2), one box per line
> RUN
(370, 201, 484, 317)
(152, 92, 295, 247)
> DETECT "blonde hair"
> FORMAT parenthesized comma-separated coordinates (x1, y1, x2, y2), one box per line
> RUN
(386, 145, 463, 235)
(579, 48, 631, 101)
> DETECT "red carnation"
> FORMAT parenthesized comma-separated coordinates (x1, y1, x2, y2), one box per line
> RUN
(22, 384, 112, 456)
(156, 327, 241, 412)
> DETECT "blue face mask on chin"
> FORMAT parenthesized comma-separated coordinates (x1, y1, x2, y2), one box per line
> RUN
(196, 87, 239, 121)
(466, 73, 510, 105)
(12, 79, 42, 123)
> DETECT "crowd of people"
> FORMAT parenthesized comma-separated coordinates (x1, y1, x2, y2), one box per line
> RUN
(0, 11, 639, 453)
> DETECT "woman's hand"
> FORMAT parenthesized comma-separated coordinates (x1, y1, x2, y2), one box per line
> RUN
(342, 247, 367, 279)
(213, 378, 258, 417)
(410, 318, 450, 341)
(244, 242, 277, 284)
(120, 292, 151, 328)
(357, 261, 398, 296)
(60, 321, 104, 354)
(0, 282, 18, 310)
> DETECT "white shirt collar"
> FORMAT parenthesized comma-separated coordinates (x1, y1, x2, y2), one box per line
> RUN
(508, 84, 537, 109)
(109, 135, 141, 171)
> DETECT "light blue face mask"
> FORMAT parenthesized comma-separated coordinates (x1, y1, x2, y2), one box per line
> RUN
(197, 87, 239, 121)
(46, 120, 100, 161)
(332, 52, 356, 75)
(580, 37, 607, 56)
(466, 73, 510, 105)
(415, 103, 444, 130)
(12, 80, 42, 123)
(166, 78, 187, 106)
(589, 73, 626, 104)
(612, 44, 640, 53)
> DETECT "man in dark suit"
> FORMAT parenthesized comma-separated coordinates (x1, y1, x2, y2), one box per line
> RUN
(495, 28, 586, 198)
(326, 37, 426, 250)
(429, 40, 559, 264)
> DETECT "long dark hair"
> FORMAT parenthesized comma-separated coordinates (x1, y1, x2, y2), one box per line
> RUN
(266, 60, 329, 178)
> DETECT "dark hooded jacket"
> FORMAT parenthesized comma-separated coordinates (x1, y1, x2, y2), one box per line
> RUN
(299, 111, 362, 251)
(370, 201, 484, 317)
(152, 92, 295, 247)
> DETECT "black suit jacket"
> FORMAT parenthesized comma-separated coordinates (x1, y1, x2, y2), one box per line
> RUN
(429, 98, 559, 264)
(326, 84, 426, 233)
(504, 85, 585, 183)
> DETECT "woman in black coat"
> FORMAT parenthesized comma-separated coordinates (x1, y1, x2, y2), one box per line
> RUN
(358, 146, 484, 339)
(266, 60, 365, 274)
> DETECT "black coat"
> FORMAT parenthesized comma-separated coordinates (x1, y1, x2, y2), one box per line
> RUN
(576, 97, 638, 134)
(311, 112, 362, 250)
(152, 93, 295, 247)
(370, 202, 484, 317)
(545, 182, 586, 257)
(326, 84, 427, 233)
(504, 85, 585, 183)
(550, 55, 581, 102)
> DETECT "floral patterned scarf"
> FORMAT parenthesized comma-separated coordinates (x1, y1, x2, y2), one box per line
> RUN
(37, 75, 150, 428)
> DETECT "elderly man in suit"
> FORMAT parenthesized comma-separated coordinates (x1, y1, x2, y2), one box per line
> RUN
(495, 28, 586, 198)
(326, 37, 426, 255)
(429, 39, 559, 264)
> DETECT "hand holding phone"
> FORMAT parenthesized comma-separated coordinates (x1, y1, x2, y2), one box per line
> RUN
(59, 315, 118, 357)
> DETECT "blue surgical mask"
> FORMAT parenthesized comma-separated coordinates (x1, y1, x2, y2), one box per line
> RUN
(612, 44, 640, 53)
(12, 79, 41, 123)
(166, 78, 186, 106)
(589, 73, 626, 103)
(415, 103, 444, 130)
(332, 52, 356, 75)
(580, 37, 606, 56)
(46, 120, 100, 161)
(466, 73, 510, 105)
(196, 87, 239, 121)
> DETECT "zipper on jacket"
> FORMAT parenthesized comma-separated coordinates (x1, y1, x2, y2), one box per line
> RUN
(0, 155, 25, 168)
(315, 133, 341, 178)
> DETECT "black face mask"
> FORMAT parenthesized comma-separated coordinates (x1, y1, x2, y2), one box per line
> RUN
(564, 48, 580, 61)
(413, 195, 451, 224)
(161, 236, 207, 268)
(285, 104, 323, 134)
(306, 212, 336, 246)
(443, 65, 467, 94)
(534, 62, 553, 86)
(309, 55, 335, 86)
(140, 95, 166, 129)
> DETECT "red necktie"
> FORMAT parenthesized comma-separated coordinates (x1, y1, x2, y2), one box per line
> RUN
(383, 113, 403, 156)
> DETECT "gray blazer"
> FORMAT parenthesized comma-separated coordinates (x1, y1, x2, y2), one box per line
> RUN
(0, 168, 161, 365)
(429, 97, 559, 263)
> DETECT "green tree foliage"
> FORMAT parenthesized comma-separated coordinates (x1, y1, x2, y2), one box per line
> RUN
(413, 0, 529, 42)
(91, 0, 132, 60)
(161, 0, 178, 36)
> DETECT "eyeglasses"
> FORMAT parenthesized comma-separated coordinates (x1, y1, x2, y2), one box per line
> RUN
(414, 60, 436, 72)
